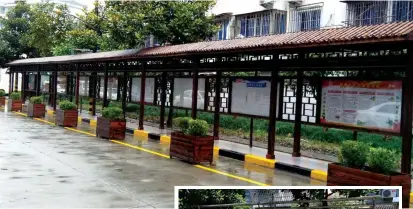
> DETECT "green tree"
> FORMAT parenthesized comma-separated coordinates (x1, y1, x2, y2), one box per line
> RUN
(0, 0, 33, 60)
(104, 0, 218, 48)
(24, 1, 74, 57)
(0, 38, 14, 67)
(179, 189, 248, 209)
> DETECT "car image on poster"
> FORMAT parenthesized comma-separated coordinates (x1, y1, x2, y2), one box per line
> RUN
(320, 80, 402, 133)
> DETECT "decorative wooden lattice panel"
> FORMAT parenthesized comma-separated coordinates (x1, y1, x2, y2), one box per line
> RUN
(281, 78, 317, 123)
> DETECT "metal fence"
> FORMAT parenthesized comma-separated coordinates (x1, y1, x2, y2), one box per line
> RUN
(195, 193, 398, 209)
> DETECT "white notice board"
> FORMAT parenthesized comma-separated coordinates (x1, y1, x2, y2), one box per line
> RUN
(231, 79, 271, 117)
(131, 77, 155, 103)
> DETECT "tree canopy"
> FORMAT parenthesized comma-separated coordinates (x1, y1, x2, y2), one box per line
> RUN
(0, 0, 218, 66)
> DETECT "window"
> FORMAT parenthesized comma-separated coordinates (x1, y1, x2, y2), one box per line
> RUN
(345, 1, 388, 26)
(184, 90, 192, 98)
(289, 5, 322, 32)
(262, 14, 270, 35)
(246, 16, 255, 37)
(216, 20, 228, 40)
(393, 0, 413, 22)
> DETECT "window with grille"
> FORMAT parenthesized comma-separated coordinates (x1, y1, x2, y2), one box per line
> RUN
(393, 0, 413, 22)
(216, 20, 228, 40)
(237, 10, 286, 38)
(289, 5, 322, 33)
(345, 1, 388, 27)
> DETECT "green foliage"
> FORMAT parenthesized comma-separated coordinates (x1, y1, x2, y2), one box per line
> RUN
(179, 189, 246, 209)
(108, 101, 122, 108)
(186, 119, 209, 137)
(125, 103, 139, 112)
(24, 2, 74, 57)
(29, 96, 42, 104)
(174, 117, 192, 133)
(338, 141, 369, 168)
(0, 1, 32, 62)
(368, 148, 398, 175)
(101, 106, 124, 120)
(0, 89, 5, 97)
(59, 100, 77, 110)
(10, 92, 21, 100)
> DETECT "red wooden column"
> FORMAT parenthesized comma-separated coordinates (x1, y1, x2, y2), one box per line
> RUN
(293, 70, 303, 157)
(14, 72, 19, 92)
(75, 65, 80, 108)
(138, 62, 146, 130)
(401, 46, 413, 174)
(102, 63, 109, 108)
(266, 55, 279, 159)
(213, 71, 222, 140)
(36, 66, 41, 96)
(53, 69, 58, 111)
(9, 71, 13, 94)
(191, 59, 199, 119)
(21, 71, 25, 101)
(159, 72, 167, 129)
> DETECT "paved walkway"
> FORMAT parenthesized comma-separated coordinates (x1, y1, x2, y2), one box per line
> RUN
(75, 111, 329, 172)
(0, 109, 325, 208)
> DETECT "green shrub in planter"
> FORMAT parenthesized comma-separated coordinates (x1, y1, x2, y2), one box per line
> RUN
(29, 96, 43, 104)
(59, 100, 77, 110)
(338, 141, 369, 168)
(10, 92, 21, 100)
(0, 89, 5, 97)
(368, 147, 398, 175)
(101, 107, 124, 120)
(186, 119, 209, 137)
(125, 103, 139, 112)
(174, 117, 192, 133)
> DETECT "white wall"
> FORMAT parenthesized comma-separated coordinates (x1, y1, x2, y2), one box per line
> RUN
(300, 0, 346, 28)
(0, 68, 22, 93)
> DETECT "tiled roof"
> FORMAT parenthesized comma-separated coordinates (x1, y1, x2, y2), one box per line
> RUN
(137, 21, 413, 57)
(7, 49, 140, 66)
(7, 21, 413, 66)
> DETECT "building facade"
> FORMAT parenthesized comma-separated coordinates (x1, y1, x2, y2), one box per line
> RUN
(210, 0, 413, 40)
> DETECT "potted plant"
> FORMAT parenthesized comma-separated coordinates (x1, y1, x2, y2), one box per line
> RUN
(0, 89, 5, 106)
(9, 92, 22, 112)
(27, 96, 45, 118)
(328, 141, 411, 208)
(170, 117, 214, 164)
(96, 106, 126, 140)
(56, 100, 78, 127)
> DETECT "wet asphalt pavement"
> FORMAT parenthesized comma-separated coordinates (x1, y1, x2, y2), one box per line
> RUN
(0, 110, 324, 208)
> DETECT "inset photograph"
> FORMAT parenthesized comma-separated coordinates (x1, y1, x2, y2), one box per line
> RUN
(177, 187, 401, 209)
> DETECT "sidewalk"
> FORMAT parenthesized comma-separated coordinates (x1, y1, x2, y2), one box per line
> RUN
(70, 110, 329, 182)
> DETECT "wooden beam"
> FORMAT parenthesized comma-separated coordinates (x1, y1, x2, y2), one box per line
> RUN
(103, 63, 109, 108)
(159, 72, 167, 129)
(401, 45, 413, 174)
(191, 59, 199, 119)
(267, 55, 279, 159)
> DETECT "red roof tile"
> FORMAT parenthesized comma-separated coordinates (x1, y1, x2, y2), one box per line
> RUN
(137, 21, 413, 57)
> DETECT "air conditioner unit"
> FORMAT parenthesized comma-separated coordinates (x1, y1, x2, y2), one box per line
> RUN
(259, 0, 274, 9)
(381, 189, 398, 198)
(288, 0, 303, 6)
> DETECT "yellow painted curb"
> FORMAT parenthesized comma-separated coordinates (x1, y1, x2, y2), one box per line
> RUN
(410, 192, 413, 203)
(77, 117, 82, 124)
(90, 119, 97, 127)
(134, 129, 148, 138)
(47, 110, 55, 115)
(214, 146, 219, 155)
(245, 154, 276, 169)
(310, 170, 327, 182)
(160, 135, 171, 144)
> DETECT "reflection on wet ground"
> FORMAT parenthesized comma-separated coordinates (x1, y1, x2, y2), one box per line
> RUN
(0, 111, 324, 208)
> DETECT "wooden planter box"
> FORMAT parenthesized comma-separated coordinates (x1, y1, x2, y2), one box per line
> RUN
(10, 100, 22, 112)
(27, 103, 45, 118)
(0, 96, 5, 106)
(96, 117, 126, 140)
(328, 163, 411, 208)
(170, 131, 214, 164)
(56, 109, 78, 127)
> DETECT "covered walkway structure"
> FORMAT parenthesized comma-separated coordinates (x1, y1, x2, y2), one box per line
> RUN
(6, 21, 413, 175)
